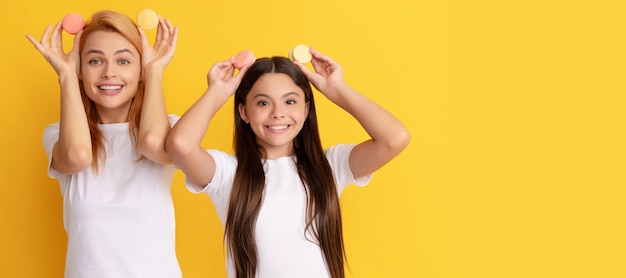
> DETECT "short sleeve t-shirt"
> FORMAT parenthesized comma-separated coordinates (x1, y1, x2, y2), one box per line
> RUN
(43, 115, 181, 278)
(187, 144, 372, 278)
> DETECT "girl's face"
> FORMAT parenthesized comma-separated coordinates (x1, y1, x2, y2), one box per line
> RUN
(80, 31, 141, 123)
(239, 73, 310, 159)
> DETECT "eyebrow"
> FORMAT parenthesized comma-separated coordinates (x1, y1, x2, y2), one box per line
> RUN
(85, 49, 135, 56)
(253, 92, 301, 99)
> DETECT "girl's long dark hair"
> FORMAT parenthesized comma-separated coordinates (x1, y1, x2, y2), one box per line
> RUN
(225, 57, 345, 278)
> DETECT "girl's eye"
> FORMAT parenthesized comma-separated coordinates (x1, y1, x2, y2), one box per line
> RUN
(257, 100, 269, 106)
(286, 100, 296, 105)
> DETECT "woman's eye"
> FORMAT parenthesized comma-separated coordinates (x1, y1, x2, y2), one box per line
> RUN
(286, 100, 296, 105)
(88, 59, 102, 65)
(118, 60, 130, 65)
(257, 101, 269, 106)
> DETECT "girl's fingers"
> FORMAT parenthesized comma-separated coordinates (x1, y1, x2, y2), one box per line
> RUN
(308, 48, 326, 72)
(235, 64, 250, 82)
(294, 62, 314, 80)
(225, 65, 235, 81)
(310, 47, 333, 63)
(219, 62, 235, 79)
(208, 60, 238, 83)
(310, 47, 338, 70)
(310, 57, 325, 74)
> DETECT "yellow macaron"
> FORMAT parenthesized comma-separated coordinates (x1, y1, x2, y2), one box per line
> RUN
(137, 9, 159, 30)
(289, 44, 312, 63)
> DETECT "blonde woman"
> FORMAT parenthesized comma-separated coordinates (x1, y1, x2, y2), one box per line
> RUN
(26, 10, 181, 277)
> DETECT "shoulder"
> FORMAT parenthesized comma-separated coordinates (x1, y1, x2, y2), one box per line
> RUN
(325, 144, 356, 160)
(43, 122, 61, 141)
(44, 121, 60, 132)
(324, 144, 356, 175)
(325, 143, 372, 188)
(207, 149, 238, 166)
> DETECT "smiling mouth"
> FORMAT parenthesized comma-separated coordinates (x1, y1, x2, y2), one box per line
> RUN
(267, 125, 289, 131)
(97, 85, 123, 95)
(98, 85, 123, 90)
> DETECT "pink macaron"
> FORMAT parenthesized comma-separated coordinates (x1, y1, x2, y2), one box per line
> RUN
(233, 49, 256, 69)
(62, 13, 85, 35)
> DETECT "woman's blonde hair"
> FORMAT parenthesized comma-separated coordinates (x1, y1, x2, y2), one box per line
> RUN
(78, 10, 144, 172)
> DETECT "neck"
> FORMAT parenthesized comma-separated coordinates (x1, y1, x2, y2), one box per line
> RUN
(262, 144, 294, 160)
(96, 106, 130, 124)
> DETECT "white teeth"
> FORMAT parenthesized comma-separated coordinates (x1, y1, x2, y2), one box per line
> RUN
(268, 125, 288, 130)
(98, 85, 122, 90)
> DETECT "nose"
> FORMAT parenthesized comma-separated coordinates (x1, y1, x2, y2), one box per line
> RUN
(271, 104, 285, 119)
(102, 64, 116, 78)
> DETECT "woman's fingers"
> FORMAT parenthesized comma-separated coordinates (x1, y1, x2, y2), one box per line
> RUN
(50, 21, 63, 49)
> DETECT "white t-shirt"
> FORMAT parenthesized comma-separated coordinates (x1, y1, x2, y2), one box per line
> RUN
(43, 115, 181, 278)
(187, 144, 372, 278)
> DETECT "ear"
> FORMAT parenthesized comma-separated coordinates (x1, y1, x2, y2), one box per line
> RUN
(238, 103, 249, 123)
(305, 101, 310, 117)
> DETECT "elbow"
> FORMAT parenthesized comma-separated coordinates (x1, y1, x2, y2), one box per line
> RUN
(165, 132, 194, 160)
(139, 132, 166, 158)
(65, 147, 93, 171)
(389, 127, 411, 154)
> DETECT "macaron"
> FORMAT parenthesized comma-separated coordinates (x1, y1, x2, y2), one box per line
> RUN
(137, 9, 159, 30)
(233, 49, 256, 69)
(62, 13, 85, 35)
(289, 44, 312, 63)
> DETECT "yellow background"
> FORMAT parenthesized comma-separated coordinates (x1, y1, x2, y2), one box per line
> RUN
(1, 0, 625, 277)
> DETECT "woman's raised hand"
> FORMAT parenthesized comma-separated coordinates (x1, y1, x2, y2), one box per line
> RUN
(26, 21, 82, 77)
(139, 16, 179, 72)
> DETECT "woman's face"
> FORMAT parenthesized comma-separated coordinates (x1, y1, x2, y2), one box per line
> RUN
(238, 73, 310, 159)
(80, 31, 141, 123)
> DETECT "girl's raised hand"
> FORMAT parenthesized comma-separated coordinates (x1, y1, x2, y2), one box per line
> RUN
(205, 58, 249, 97)
(139, 16, 178, 72)
(294, 47, 347, 99)
(25, 21, 82, 77)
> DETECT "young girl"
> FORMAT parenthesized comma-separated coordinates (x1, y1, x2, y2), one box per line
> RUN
(26, 11, 181, 277)
(167, 49, 410, 278)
